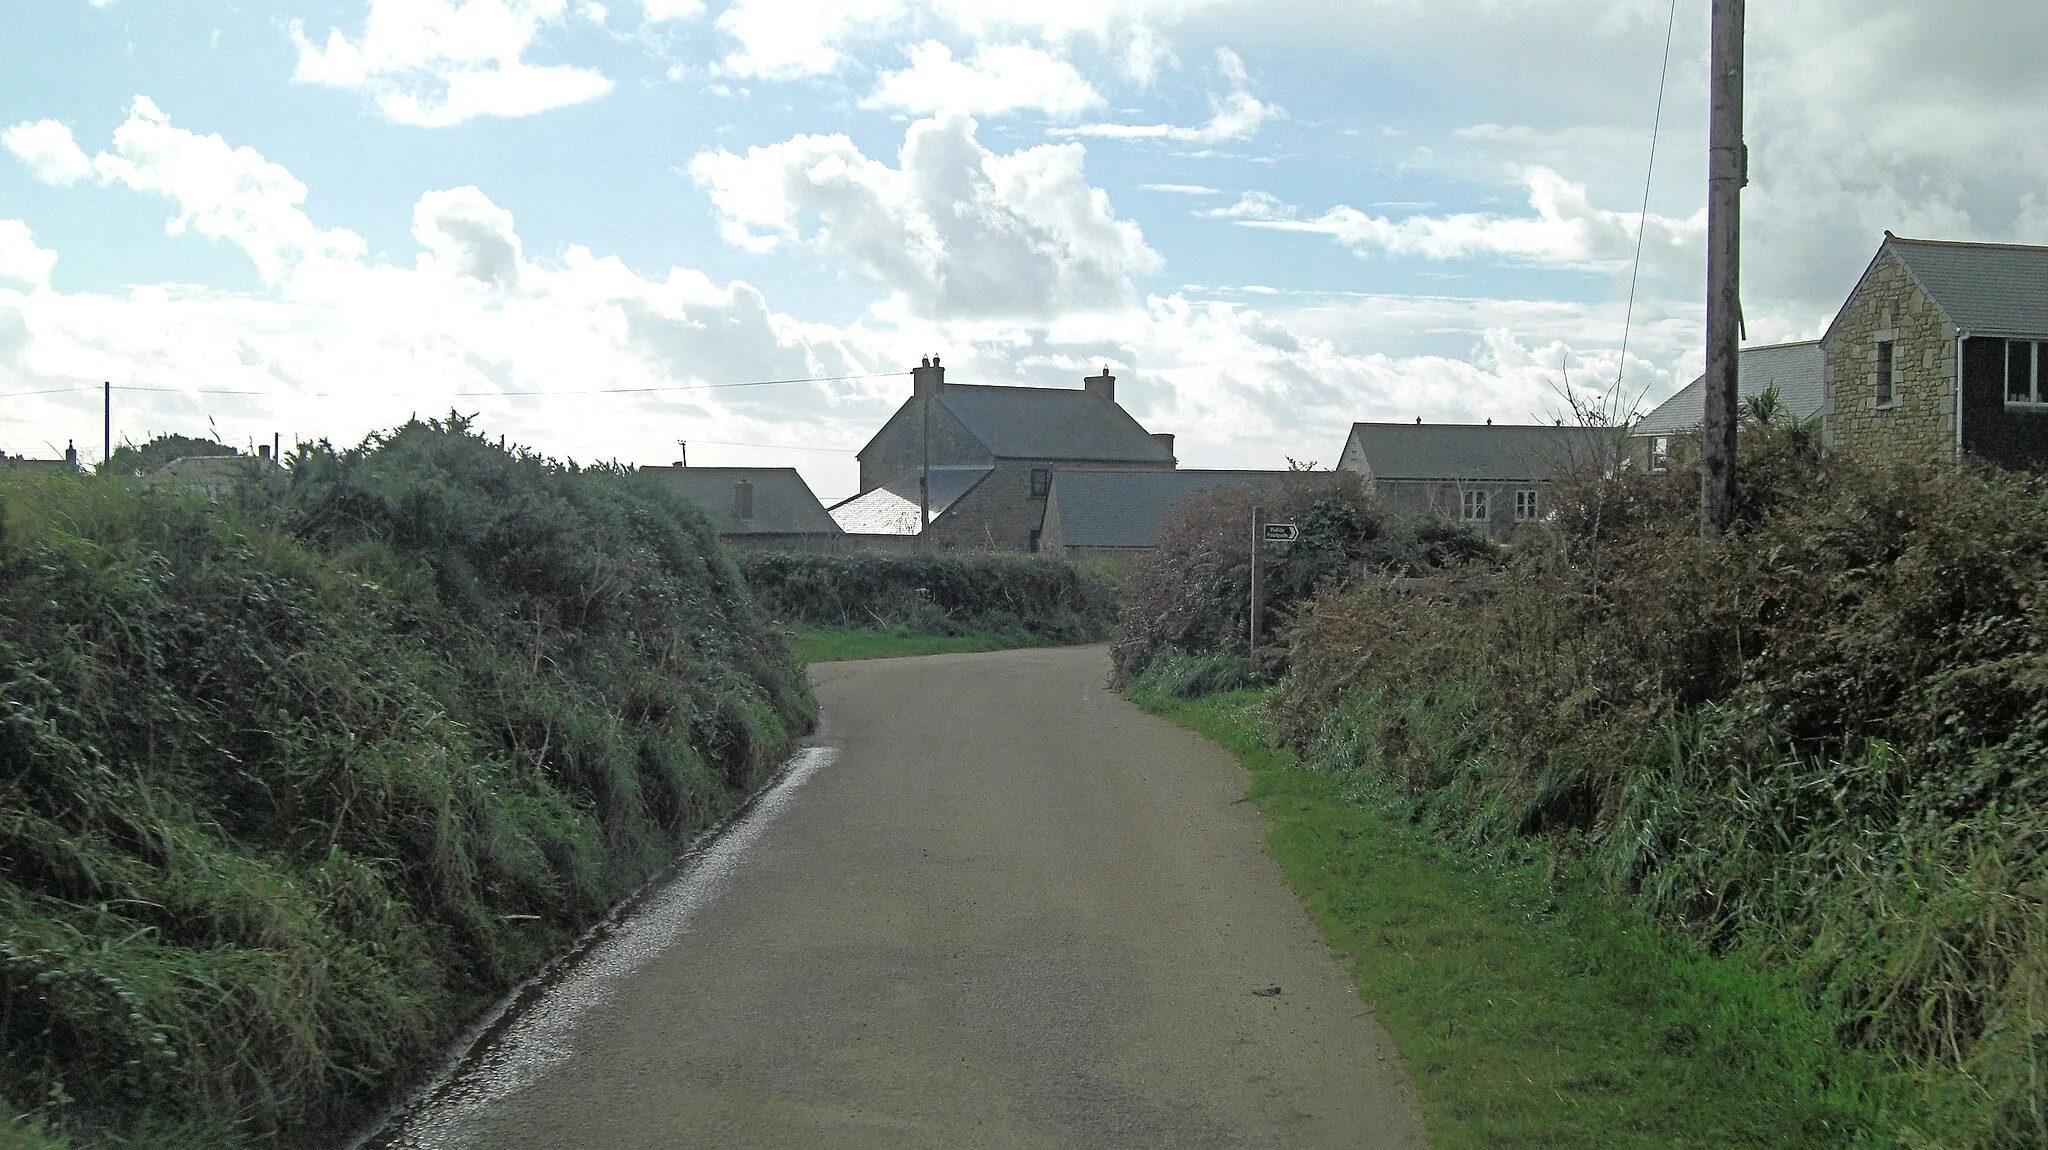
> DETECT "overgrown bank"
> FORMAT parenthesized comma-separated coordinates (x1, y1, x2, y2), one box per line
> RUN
(0, 419, 812, 1146)
(1115, 429, 2048, 1145)
(741, 551, 1119, 645)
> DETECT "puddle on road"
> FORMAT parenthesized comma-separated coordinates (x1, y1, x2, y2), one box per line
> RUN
(352, 745, 837, 1150)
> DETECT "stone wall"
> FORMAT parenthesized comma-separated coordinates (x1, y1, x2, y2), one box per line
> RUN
(1823, 249, 1958, 462)
(929, 458, 1167, 552)
(1372, 478, 1548, 538)
(858, 396, 990, 490)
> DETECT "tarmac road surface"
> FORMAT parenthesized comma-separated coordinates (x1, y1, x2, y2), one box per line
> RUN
(368, 645, 1424, 1149)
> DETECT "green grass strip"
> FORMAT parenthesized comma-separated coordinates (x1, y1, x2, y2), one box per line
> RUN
(787, 624, 1072, 663)
(1130, 683, 1916, 1149)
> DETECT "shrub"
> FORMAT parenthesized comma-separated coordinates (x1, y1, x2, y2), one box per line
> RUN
(0, 417, 811, 1144)
(1109, 469, 1494, 685)
(1263, 423, 2048, 1144)
(739, 551, 1116, 641)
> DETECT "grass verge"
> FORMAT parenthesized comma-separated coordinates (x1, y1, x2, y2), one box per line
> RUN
(788, 624, 1068, 663)
(1127, 680, 1922, 1149)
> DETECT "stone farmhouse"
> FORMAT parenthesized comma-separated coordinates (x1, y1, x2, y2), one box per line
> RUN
(830, 359, 1178, 552)
(1820, 233, 2048, 470)
(1335, 421, 1617, 537)
(644, 462, 844, 552)
(1629, 340, 1824, 471)
(1039, 469, 1292, 557)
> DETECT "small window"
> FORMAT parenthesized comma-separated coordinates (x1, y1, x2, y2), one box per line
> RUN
(1649, 436, 1670, 472)
(1514, 489, 1539, 521)
(1875, 339, 1895, 407)
(2007, 339, 2041, 405)
(1030, 467, 1051, 497)
(1462, 489, 1489, 522)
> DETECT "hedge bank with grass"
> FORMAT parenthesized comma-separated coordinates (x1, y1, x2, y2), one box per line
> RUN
(0, 419, 812, 1147)
(1114, 422, 2048, 1147)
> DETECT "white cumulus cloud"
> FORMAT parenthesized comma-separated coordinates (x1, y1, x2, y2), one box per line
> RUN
(1060, 47, 1281, 143)
(0, 221, 58, 287)
(290, 0, 613, 127)
(88, 97, 368, 284)
(3, 120, 93, 186)
(691, 112, 1160, 319)
(1226, 168, 1704, 277)
(414, 186, 526, 288)
(865, 41, 1104, 118)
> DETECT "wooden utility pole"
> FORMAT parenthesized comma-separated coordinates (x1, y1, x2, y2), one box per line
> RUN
(1701, 0, 1745, 537)
(102, 381, 111, 473)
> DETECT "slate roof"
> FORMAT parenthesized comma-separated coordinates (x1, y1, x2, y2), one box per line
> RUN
(1633, 341, 1825, 438)
(828, 465, 993, 535)
(646, 466, 841, 536)
(1339, 423, 1615, 482)
(1046, 469, 1291, 549)
(1885, 235, 2048, 336)
(926, 384, 1175, 463)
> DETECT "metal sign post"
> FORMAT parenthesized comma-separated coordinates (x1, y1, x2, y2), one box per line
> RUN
(1250, 505, 1263, 654)
(1249, 513, 1299, 654)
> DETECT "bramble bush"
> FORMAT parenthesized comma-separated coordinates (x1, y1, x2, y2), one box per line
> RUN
(1261, 416, 2048, 1146)
(0, 417, 811, 1146)
(1108, 468, 1494, 685)
(740, 551, 1116, 642)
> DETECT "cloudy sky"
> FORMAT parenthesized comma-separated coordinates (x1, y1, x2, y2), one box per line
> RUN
(3, 1, 2044, 499)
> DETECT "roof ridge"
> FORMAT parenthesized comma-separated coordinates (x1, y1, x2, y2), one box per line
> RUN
(1886, 234, 2048, 255)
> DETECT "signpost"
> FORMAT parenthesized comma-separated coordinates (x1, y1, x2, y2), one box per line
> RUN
(1249, 509, 1298, 653)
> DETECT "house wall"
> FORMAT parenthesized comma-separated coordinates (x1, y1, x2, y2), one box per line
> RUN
(1369, 478, 1548, 538)
(1822, 250, 1958, 462)
(926, 458, 1167, 552)
(858, 397, 991, 490)
(1960, 336, 2048, 470)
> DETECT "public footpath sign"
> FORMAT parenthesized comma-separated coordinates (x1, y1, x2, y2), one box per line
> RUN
(1261, 522, 1300, 543)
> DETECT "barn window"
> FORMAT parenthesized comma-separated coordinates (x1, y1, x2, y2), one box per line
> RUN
(1874, 339, 1896, 407)
(2007, 339, 2042, 405)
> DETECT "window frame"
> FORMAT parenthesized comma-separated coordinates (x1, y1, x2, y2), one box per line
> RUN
(1649, 436, 1670, 472)
(2005, 339, 2044, 407)
(1029, 467, 1052, 497)
(1514, 489, 1539, 521)
(1874, 338, 1896, 408)
(1461, 488, 1489, 522)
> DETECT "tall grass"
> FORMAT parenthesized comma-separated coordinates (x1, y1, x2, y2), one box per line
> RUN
(1119, 415, 2048, 1144)
(1262, 431, 2048, 1145)
(0, 417, 812, 1144)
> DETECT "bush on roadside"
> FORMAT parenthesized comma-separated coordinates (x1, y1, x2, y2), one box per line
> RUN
(0, 418, 811, 1145)
(739, 550, 1116, 642)
(1263, 416, 2048, 1145)
(1109, 469, 1494, 686)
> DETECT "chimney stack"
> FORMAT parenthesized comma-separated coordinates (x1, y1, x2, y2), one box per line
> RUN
(1152, 432, 1175, 461)
(64, 441, 77, 468)
(258, 444, 271, 461)
(734, 478, 754, 521)
(676, 441, 688, 468)
(1084, 365, 1115, 403)
(913, 354, 945, 397)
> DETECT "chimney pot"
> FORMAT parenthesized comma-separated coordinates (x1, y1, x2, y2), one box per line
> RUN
(1415, 416, 1422, 424)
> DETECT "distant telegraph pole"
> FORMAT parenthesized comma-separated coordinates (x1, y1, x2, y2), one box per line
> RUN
(103, 381, 111, 472)
(1701, 0, 1746, 538)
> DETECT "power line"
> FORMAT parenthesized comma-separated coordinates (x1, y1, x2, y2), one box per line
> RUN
(1613, 0, 1683, 403)
(0, 370, 911, 403)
